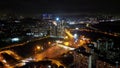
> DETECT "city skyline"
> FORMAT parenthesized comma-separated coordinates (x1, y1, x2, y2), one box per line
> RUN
(0, 1, 120, 68)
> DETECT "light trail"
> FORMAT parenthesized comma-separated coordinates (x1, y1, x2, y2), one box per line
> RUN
(65, 29, 74, 39)
(57, 43, 75, 50)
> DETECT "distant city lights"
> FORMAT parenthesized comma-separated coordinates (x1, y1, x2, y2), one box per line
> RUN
(75, 27, 79, 30)
(11, 37, 20, 42)
(56, 17, 60, 21)
(74, 33, 78, 39)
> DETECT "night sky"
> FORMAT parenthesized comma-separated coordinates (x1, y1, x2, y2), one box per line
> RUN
(0, 0, 120, 15)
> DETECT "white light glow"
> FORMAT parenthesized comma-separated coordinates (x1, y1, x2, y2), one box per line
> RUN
(75, 28, 79, 30)
(11, 38, 19, 42)
(56, 17, 59, 21)
(74, 33, 78, 39)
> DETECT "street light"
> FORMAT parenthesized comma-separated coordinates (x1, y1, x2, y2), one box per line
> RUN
(74, 33, 78, 39)
(36, 46, 40, 50)
(74, 33, 78, 43)
(116, 61, 119, 68)
(87, 43, 95, 68)
(34, 46, 43, 54)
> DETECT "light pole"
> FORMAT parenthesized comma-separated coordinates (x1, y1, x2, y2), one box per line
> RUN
(34, 46, 41, 54)
(87, 43, 94, 68)
(88, 49, 94, 68)
(116, 61, 119, 68)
